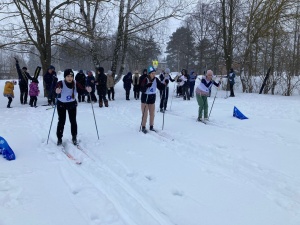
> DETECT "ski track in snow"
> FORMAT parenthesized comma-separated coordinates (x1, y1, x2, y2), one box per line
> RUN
(95, 96, 300, 216)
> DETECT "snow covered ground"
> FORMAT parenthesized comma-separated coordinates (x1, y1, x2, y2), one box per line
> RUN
(0, 72, 300, 225)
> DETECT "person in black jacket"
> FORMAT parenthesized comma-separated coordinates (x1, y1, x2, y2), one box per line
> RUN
(227, 68, 236, 97)
(14, 58, 32, 104)
(139, 69, 147, 89)
(140, 66, 166, 133)
(180, 69, 190, 100)
(43, 65, 57, 105)
(123, 72, 133, 100)
(159, 68, 174, 112)
(86, 71, 97, 103)
(55, 69, 91, 146)
(95, 67, 108, 107)
(75, 70, 86, 102)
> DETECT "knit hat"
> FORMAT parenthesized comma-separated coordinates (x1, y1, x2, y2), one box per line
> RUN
(147, 66, 156, 74)
(64, 69, 74, 78)
(48, 65, 55, 70)
(22, 67, 27, 70)
(165, 68, 170, 74)
(107, 70, 112, 75)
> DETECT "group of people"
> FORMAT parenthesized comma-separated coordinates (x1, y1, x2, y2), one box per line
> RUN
(3, 60, 236, 146)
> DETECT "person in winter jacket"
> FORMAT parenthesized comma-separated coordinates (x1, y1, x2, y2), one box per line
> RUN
(140, 66, 166, 133)
(227, 68, 235, 97)
(123, 72, 133, 100)
(132, 70, 140, 100)
(14, 58, 32, 104)
(75, 70, 86, 102)
(107, 70, 115, 101)
(159, 69, 165, 98)
(3, 80, 16, 108)
(96, 67, 108, 107)
(159, 68, 174, 112)
(29, 78, 39, 107)
(86, 71, 97, 103)
(189, 71, 197, 98)
(195, 70, 221, 122)
(180, 69, 190, 100)
(55, 69, 91, 146)
(43, 65, 57, 105)
(174, 73, 182, 97)
(139, 69, 148, 89)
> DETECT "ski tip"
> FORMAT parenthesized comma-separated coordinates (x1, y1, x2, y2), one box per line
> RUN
(76, 161, 82, 165)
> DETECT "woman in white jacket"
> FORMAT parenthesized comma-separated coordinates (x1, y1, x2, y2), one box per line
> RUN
(195, 70, 220, 122)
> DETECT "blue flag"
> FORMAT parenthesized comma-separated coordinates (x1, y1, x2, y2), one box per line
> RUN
(233, 106, 248, 120)
(0, 136, 16, 161)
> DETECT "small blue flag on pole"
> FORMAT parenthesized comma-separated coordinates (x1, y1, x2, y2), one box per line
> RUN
(233, 106, 248, 120)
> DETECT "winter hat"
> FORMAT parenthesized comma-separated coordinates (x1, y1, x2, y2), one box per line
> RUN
(134, 70, 139, 74)
(165, 68, 170, 74)
(107, 70, 112, 75)
(97, 67, 104, 74)
(48, 65, 55, 70)
(79, 69, 84, 73)
(64, 69, 74, 78)
(22, 67, 27, 70)
(147, 66, 156, 74)
(143, 69, 147, 74)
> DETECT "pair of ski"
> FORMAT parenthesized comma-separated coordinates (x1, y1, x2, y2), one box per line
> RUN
(142, 129, 174, 141)
(59, 142, 88, 165)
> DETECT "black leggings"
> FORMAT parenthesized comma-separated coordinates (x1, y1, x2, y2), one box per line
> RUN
(56, 105, 77, 139)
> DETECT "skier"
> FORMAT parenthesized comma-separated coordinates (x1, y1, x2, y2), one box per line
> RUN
(195, 70, 220, 122)
(140, 66, 167, 133)
(228, 68, 235, 97)
(44, 65, 57, 105)
(132, 70, 140, 100)
(180, 69, 190, 100)
(75, 70, 86, 102)
(123, 72, 133, 100)
(55, 69, 91, 146)
(3, 80, 16, 108)
(29, 78, 39, 107)
(86, 71, 97, 103)
(14, 58, 32, 104)
(107, 70, 115, 101)
(159, 68, 174, 112)
(95, 67, 108, 107)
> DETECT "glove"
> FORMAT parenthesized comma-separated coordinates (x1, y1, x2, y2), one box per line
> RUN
(165, 79, 169, 84)
(55, 88, 62, 94)
(86, 86, 92, 93)
(146, 82, 152, 87)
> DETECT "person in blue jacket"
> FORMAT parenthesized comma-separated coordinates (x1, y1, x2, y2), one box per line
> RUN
(43, 65, 57, 105)
(228, 68, 235, 97)
(123, 72, 133, 100)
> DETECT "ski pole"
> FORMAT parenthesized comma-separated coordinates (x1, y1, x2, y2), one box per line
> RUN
(162, 86, 167, 130)
(46, 96, 58, 144)
(169, 81, 176, 111)
(208, 86, 219, 119)
(139, 94, 149, 132)
(89, 92, 100, 140)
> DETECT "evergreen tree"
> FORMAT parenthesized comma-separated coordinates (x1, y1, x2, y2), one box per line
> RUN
(166, 26, 196, 72)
